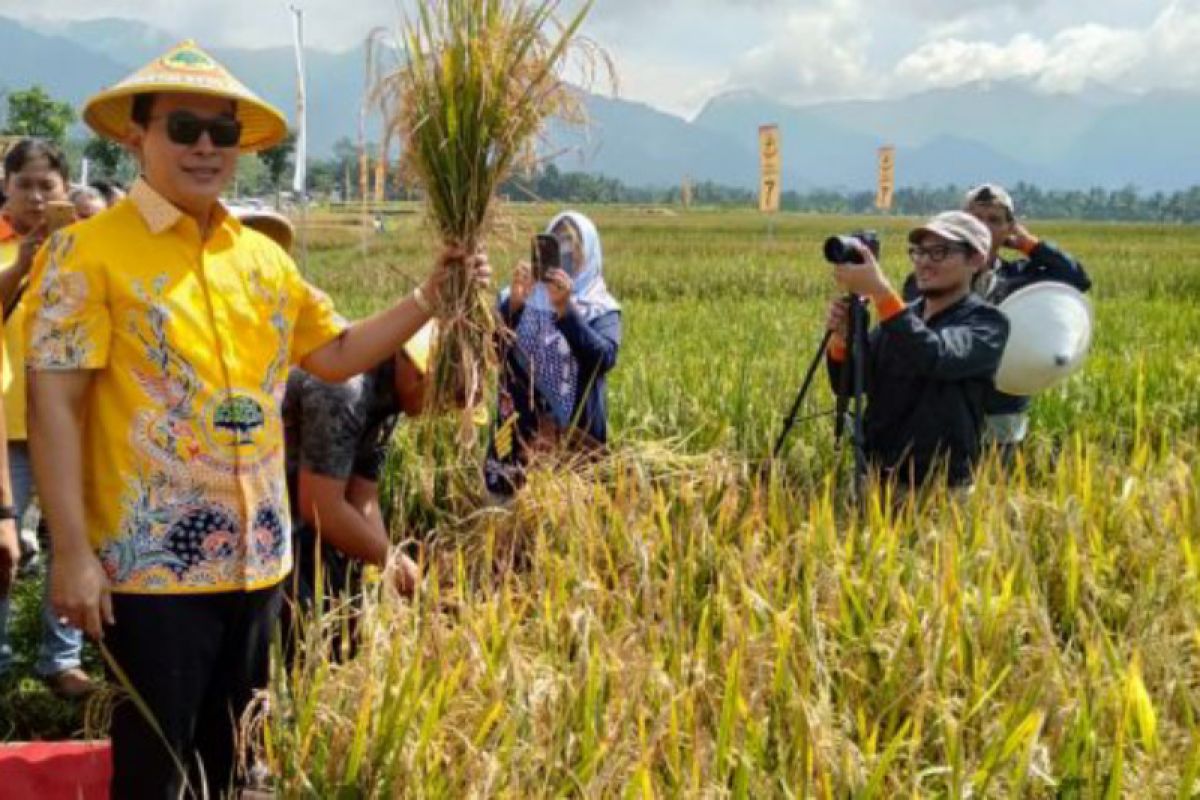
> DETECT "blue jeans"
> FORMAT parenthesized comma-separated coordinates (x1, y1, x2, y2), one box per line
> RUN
(0, 442, 84, 678)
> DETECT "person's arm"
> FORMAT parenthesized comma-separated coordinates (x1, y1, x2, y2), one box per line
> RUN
(301, 292, 435, 384)
(878, 305, 1010, 381)
(824, 297, 851, 396)
(1008, 226, 1092, 293)
(297, 471, 420, 595)
(297, 470, 389, 566)
(300, 249, 491, 383)
(0, 224, 48, 314)
(28, 370, 113, 639)
(555, 309, 620, 378)
(344, 476, 419, 594)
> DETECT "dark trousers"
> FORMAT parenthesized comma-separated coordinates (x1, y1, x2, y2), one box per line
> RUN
(103, 585, 282, 799)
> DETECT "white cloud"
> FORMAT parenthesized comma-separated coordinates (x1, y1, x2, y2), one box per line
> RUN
(724, 0, 873, 104)
(1, 0, 1193, 116)
(890, 1, 1200, 96)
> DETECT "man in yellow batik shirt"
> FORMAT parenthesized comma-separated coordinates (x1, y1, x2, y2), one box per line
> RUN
(25, 41, 485, 798)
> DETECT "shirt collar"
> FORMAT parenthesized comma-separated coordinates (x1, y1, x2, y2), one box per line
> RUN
(129, 177, 238, 238)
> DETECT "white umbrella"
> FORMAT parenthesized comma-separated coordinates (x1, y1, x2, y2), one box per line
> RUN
(995, 282, 1094, 396)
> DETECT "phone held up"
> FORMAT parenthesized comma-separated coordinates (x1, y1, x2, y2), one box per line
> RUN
(531, 233, 560, 281)
(44, 200, 77, 233)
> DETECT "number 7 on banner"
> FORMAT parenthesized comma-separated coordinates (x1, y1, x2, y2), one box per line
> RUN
(759, 124, 781, 213)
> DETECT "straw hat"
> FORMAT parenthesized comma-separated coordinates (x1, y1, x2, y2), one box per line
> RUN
(401, 321, 437, 376)
(229, 206, 295, 252)
(82, 40, 288, 153)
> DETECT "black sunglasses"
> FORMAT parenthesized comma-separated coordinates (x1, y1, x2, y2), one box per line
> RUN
(154, 111, 242, 148)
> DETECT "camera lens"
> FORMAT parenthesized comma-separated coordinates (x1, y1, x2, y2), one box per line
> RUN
(823, 236, 865, 265)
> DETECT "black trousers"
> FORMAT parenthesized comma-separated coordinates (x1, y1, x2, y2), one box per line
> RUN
(103, 585, 282, 799)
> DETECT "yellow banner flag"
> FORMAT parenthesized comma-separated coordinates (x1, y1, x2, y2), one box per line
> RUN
(876, 145, 896, 211)
(759, 124, 781, 213)
(681, 175, 693, 209)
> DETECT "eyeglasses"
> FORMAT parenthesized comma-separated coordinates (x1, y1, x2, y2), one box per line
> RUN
(907, 244, 968, 263)
(152, 111, 242, 148)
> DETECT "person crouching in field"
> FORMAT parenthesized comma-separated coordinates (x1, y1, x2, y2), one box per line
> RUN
(486, 211, 621, 499)
(826, 211, 1010, 489)
(25, 40, 486, 798)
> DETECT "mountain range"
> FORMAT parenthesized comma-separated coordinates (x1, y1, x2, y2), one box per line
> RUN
(2, 15, 1198, 192)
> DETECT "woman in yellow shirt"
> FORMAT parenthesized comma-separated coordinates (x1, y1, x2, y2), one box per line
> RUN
(0, 139, 89, 698)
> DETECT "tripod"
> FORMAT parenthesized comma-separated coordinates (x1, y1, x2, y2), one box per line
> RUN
(773, 294, 870, 499)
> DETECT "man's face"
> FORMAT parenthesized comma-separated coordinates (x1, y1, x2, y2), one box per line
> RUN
(910, 233, 979, 298)
(966, 201, 1012, 259)
(129, 93, 239, 217)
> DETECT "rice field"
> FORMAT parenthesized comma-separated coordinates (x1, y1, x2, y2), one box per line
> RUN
(252, 206, 1200, 797)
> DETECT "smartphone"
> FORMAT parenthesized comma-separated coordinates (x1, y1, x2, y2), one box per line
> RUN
(531, 234, 560, 281)
(44, 200, 77, 233)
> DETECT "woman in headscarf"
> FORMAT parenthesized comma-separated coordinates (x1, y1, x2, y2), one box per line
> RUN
(486, 211, 621, 497)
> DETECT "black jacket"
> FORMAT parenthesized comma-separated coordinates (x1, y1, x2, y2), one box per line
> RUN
(903, 240, 1092, 415)
(829, 294, 1010, 487)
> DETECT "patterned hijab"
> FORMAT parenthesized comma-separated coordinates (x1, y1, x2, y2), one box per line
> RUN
(506, 211, 619, 427)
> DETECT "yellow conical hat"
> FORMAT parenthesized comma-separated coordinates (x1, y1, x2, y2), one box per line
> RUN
(83, 40, 288, 153)
(401, 321, 437, 376)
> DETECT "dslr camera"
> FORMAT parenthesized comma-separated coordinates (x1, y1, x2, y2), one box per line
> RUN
(823, 230, 880, 265)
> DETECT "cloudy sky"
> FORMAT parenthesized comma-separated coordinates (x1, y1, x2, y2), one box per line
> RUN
(4, 0, 1194, 117)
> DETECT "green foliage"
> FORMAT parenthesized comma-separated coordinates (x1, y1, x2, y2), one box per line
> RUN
(82, 136, 134, 182)
(2, 85, 76, 144)
(257, 129, 297, 200)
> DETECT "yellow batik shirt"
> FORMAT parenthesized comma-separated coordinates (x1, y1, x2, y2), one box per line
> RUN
(24, 179, 347, 594)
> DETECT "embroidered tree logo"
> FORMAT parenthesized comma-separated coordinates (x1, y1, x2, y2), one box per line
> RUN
(163, 45, 217, 73)
(213, 395, 265, 445)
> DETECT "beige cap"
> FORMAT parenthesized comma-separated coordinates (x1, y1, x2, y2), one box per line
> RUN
(908, 210, 992, 255)
(82, 40, 288, 153)
(964, 183, 1015, 215)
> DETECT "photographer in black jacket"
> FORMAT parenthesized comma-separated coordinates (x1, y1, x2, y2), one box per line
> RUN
(827, 212, 1010, 488)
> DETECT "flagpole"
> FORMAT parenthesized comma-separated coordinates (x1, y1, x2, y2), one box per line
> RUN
(289, 3, 309, 273)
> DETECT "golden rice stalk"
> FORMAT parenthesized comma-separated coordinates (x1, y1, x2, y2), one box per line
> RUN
(377, 0, 595, 441)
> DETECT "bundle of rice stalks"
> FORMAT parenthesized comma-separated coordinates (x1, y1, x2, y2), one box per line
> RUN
(378, 0, 596, 441)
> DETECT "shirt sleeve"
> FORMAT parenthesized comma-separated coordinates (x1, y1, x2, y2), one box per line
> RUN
(24, 231, 112, 371)
(286, 262, 348, 365)
(1025, 242, 1092, 293)
(879, 304, 1010, 382)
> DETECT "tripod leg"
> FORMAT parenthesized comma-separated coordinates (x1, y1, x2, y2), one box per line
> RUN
(850, 296, 870, 500)
(773, 329, 835, 459)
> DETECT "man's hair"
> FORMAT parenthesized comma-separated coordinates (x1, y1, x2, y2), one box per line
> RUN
(131, 93, 156, 128)
(3, 138, 70, 186)
(70, 185, 104, 205)
(90, 178, 124, 205)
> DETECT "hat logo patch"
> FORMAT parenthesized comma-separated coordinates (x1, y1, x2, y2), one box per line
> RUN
(162, 47, 217, 73)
